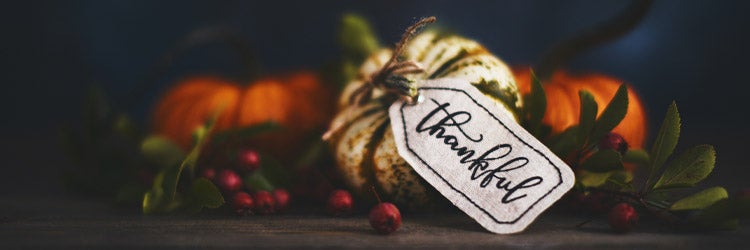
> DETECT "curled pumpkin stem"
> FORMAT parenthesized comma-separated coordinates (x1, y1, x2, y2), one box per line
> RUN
(324, 16, 436, 141)
(349, 16, 436, 106)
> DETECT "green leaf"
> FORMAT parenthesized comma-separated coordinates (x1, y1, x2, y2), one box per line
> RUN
(142, 190, 160, 214)
(211, 121, 281, 145)
(670, 187, 728, 211)
(644, 191, 671, 209)
(142, 172, 169, 214)
(579, 150, 624, 173)
(648, 101, 681, 182)
(340, 59, 360, 86)
(590, 84, 629, 145)
(653, 145, 716, 190)
(184, 117, 217, 176)
(295, 139, 328, 168)
(523, 70, 547, 136)
(141, 116, 216, 214)
(259, 153, 292, 188)
(623, 149, 650, 166)
(549, 126, 580, 157)
(339, 13, 380, 63)
(244, 171, 275, 191)
(601, 171, 634, 191)
(141, 136, 186, 168)
(577, 90, 598, 144)
(578, 171, 615, 187)
(188, 178, 225, 209)
(159, 162, 185, 201)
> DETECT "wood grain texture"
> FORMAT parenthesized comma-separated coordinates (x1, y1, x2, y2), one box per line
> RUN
(0, 195, 747, 249)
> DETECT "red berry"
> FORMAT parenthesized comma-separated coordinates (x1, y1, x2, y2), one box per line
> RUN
(609, 202, 638, 233)
(215, 169, 242, 192)
(272, 189, 291, 212)
(369, 202, 402, 234)
(254, 191, 276, 215)
(201, 168, 216, 181)
(327, 189, 353, 216)
(233, 192, 254, 216)
(599, 133, 629, 154)
(238, 149, 261, 172)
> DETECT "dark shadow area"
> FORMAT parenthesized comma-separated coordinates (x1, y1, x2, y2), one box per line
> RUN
(1, 1, 748, 209)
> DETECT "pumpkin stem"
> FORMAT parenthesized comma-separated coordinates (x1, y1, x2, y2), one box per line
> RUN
(382, 16, 437, 73)
(534, 0, 653, 80)
(371, 186, 383, 204)
(349, 16, 436, 106)
(326, 17, 436, 141)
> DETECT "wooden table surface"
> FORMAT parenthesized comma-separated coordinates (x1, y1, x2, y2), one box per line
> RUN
(1, 194, 747, 249)
(1, 130, 748, 249)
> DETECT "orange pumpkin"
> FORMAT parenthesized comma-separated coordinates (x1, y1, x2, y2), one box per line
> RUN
(513, 68, 647, 149)
(151, 71, 334, 155)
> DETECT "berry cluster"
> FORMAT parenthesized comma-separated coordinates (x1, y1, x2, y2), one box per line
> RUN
(570, 132, 640, 233)
(201, 148, 291, 216)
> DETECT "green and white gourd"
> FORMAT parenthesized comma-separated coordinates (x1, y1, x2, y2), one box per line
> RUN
(329, 30, 523, 210)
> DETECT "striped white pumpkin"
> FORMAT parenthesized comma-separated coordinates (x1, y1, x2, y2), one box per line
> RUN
(329, 30, 522, 210)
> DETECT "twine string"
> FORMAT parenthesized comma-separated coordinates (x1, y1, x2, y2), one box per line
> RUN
(323, 16, 436, 141)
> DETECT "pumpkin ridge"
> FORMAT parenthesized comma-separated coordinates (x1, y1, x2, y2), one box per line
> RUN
(336, 112, 387, 196)
(415, 31, 455, 62)
(233, 82, 250, 127)
(372, 124, 432, 210)
(206, 86, 241, 132)
(171, 90, 219, 147)
(152, 79, 238, 144)
(427, 46, 489, 80)
(161, 92, 207, 146)
(189, 87, 237, 132)
(165, 78, 234, 104)
(473, 78, 521, 119)
(560, 82, 580, 132)
(414, 32, 438, 62)
(330, 103, 385, 143)
(153, 81, 223, 129)
(435, 59, 489, 78)
(361, 116, 391, 197)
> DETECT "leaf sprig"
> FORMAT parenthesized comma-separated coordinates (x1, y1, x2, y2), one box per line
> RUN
(142, 117, 224, 214)
(521, 73, 749, 230)
(140, 118, 287, 214)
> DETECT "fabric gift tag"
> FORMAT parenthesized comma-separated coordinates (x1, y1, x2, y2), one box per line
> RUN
(389, 78, 575, 234)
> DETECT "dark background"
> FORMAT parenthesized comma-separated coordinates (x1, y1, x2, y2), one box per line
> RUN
(1, 0, 749, 196)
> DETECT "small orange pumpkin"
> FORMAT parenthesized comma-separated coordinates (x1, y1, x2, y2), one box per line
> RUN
(513, 68, 647, 148)
(151, 71, 334, 155)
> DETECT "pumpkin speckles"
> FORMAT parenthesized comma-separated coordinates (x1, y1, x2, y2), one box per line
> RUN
(337, 112, 387, 192)
(328, 30, 522, 209)
(373, 129, 431, 209)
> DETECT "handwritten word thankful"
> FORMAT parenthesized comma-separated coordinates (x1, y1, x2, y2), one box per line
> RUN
(415, 99, 543, 203)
